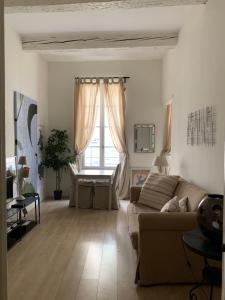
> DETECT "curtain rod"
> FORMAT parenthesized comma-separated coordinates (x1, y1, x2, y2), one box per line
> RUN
(74, 76, 130, 83)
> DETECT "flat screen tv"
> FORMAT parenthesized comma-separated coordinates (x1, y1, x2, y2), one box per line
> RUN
(6, 156, 17, 199)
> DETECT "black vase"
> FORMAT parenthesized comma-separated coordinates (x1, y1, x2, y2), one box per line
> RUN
(197, 194, 223, 244)
(54, 190, 62, 200)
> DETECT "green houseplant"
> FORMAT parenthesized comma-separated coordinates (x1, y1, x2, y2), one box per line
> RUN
(42, 129, 75, 200)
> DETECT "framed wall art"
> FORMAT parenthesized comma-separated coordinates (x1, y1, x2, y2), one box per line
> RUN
(187, 106, 216, 146)
(14, 91, 38, 192)
(130, 168, 150, 186)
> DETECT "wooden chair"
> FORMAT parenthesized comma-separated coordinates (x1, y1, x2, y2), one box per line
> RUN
(69, 163, 94, 208)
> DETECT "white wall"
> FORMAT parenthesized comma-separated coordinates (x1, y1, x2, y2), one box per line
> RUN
(5, 24, 49, 199)
(48, 60, 163, 197)
(162, 0, 225, 194)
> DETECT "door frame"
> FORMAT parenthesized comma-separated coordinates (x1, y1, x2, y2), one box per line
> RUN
(0, 1, 7, 299)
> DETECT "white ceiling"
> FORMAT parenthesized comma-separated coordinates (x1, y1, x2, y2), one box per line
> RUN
(5, 5, 193, 61)
(5, 6, 191, 34)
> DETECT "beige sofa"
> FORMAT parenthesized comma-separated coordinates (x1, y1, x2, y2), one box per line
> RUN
(128, 179, 220, 286)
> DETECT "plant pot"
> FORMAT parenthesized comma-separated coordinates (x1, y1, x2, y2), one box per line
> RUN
(54, 190, 62, 200)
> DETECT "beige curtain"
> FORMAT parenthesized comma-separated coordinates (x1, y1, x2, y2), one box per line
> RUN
(162, 103, 172, 154)
(104, 80, 130, 199)
(74, 80, 100, 169)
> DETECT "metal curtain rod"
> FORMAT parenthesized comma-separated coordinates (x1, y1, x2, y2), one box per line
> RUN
(74, 76, 130, 83)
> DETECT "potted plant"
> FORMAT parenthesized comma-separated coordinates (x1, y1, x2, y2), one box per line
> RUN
(42, 129, 75, 200)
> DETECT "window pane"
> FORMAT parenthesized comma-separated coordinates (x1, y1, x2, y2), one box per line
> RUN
(85, 147, 91, 157)
(84, 157, 91, 167)
(104, 107, 109, 127)
(104, 127, 114, 147)
(104, 147, 120, 167)
(84, 147, 100, 167)
(90, 147, 99, 157)
(89, 127, 100, 147)
(85, 156, 100, 167)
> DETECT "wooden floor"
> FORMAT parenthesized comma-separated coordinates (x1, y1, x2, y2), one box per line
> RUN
(8, 200, 221, 300)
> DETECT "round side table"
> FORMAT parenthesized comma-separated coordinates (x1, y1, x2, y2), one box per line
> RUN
(183, 229, 222, 300)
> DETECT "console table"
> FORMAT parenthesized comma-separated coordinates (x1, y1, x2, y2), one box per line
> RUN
(183, 229, 222, 300)
(7, 193, 40, 249)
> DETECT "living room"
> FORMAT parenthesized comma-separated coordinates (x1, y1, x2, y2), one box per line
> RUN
(0, 0, 225, 299)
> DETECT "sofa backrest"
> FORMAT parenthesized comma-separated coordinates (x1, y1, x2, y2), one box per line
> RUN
(174, 180, 207, 212)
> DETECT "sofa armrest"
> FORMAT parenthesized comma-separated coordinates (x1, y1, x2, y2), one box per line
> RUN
(130, 186, 142, 203)
(139, 212, 198, 231)
(136, 212, 202, 285)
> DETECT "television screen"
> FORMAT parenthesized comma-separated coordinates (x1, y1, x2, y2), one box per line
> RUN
(6, 157, 17, 199)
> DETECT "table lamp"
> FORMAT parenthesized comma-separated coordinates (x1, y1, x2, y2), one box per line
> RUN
(16, 156, 30, 201)
(152, 155, 168, 174)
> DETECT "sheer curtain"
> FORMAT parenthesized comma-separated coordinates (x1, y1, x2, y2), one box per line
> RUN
(104, 80, 130, 199)
(74, 79, 100, 169)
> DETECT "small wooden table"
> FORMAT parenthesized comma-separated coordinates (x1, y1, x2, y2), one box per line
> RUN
(75, 169, 114, 210)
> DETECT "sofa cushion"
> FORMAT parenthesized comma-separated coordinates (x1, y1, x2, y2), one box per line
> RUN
(139, 173, 179, 210)
(160, 196, 179, 212)
(160, 196, 189, 213)
(179, 196, 188, 212)
(174, 181, 207, 212)
(127, 202, 159, 215)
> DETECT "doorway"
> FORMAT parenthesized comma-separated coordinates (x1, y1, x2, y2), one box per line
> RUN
(0, 1, 7, 300)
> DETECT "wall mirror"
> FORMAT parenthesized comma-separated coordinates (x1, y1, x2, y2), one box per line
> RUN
(134, 124, 155, 153)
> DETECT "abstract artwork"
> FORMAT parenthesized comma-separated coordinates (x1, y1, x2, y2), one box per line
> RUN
(37, 125, 45, 180)
(14, 92, 38, 192)
(37, 125, 45, 198)
(187, 106, 216, 146)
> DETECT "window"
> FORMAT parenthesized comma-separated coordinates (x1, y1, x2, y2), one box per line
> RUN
(83, 85, 120, 169)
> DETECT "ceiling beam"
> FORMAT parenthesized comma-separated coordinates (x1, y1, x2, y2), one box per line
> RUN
(22, 32, 178, 51)
(5, 0, 208, 13)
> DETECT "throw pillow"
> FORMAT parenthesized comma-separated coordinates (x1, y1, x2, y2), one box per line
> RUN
(138, 173, 179, 210)
(179, 196, 188, 212)
(160, 196, 179, 212)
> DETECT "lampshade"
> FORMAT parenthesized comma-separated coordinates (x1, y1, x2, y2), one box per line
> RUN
(18, 156, 27, 165)
(152, 155, 168, 167)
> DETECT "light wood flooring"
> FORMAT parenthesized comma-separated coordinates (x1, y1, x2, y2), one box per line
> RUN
(8, 200, 221, 300)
